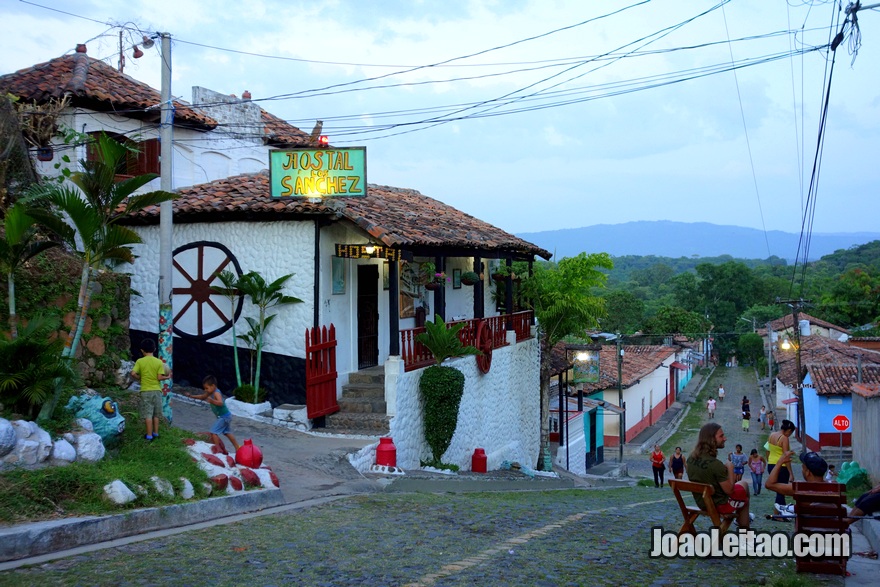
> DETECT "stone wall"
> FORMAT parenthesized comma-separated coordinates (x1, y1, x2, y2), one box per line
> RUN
(0, 248, 131, 387)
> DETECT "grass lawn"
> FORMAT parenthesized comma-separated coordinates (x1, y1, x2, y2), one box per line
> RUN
(0, 388, 211, 526)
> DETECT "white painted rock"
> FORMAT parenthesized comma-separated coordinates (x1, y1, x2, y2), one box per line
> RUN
(202, 482, 213, 497)
(3, 439, 41, 466)
(75, 418, 94, 432)
(11, 419, 37, 440)
(33, 426, 53, 462)
(150, 476, 174, 498)
(179, 478, 195, 499)
(51, 439, 77, 463)
(0, 418, 15, 458)
(73, 432, 106, 462)
(63, 432, 75, 444)
(104, 480, 137, 505)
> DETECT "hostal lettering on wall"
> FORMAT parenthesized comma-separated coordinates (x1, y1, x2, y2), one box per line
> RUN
(270, 147, 367, 198)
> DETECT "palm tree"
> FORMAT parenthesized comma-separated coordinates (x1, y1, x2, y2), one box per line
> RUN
(235, 271, 303, 403)
(28, 132, 177, 419)
(0, 203, 69, 338)
(0, 314, 77, 419)
(210, 269, 243, 388)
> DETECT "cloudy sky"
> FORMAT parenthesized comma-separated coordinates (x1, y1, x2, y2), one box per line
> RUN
(2, 0, 878, 248)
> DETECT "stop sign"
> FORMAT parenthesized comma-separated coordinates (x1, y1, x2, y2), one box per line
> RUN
(832, 414, 850, 431)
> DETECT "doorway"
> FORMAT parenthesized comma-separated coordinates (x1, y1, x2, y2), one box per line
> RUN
(357, 264, 379, 369)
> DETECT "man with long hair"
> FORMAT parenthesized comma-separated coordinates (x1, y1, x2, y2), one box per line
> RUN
(686, 423, 754, 528)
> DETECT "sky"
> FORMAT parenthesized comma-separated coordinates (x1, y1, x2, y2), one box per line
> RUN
(2, 0, 879, 251)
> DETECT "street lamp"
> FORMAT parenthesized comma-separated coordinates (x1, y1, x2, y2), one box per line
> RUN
(616, 334, 625, 463)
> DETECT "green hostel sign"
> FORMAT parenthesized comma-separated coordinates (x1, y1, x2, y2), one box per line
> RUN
(270, 147, 367, 198)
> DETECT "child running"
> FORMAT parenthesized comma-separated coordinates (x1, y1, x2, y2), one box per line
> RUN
(186, 375, 240, 453)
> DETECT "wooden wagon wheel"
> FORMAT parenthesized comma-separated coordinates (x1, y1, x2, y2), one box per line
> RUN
(476, 320, 494, 374)
(171, 242, 243, 339)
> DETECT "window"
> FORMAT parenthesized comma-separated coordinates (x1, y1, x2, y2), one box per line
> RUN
(86, 132, 160, 180)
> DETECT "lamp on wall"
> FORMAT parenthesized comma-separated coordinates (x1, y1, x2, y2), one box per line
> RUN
(141, 35, 155, 49)
(132, 45, 144, 59)
(364, 245, 376, 255)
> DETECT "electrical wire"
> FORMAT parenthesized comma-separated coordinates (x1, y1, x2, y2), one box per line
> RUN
(721, 2, 772, 260)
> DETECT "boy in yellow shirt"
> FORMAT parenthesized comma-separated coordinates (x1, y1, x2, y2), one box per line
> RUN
(131, 338, 171, 441)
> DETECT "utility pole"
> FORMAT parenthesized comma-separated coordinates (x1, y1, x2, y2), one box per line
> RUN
(158, 33, 174, 418)
(617, 333, 624, 463)
(778, 299, 809, 443)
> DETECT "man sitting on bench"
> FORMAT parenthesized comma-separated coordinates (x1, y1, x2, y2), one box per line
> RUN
(686, 423, 754, 529)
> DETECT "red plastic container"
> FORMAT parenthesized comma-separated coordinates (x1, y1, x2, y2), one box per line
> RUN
(376, 437, 397, 467)
(472, 448, 487, 473)
(235, 439, 263, 468)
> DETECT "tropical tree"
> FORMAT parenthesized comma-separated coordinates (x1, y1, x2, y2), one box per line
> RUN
(27, 132, 177, 419)
(415, 314, 480, 464)
(0, 202, 68, 338)
(0, 315, 77, 418)
(235, 271, 303, 402)
(517, 252, 613, 471)
(210, 269, 243, 388)
(737, 332, 765, 366)
(643, 306, 711, 338)
(602, 289, 645, 335)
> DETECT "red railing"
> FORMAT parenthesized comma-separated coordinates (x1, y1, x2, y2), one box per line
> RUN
(400, 311, 533, 372)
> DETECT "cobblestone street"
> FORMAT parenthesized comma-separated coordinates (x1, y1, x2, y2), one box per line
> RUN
(0, 487, 842, 587)
(0, 369, 853, 586)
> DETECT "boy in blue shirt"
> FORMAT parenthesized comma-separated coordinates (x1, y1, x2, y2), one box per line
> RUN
(186, 375, 240, 453)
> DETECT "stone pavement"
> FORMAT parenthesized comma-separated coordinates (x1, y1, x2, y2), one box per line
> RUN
(0, 375, 875, 584)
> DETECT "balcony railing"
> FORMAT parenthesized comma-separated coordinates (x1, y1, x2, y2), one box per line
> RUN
(400, 310, 533, 372)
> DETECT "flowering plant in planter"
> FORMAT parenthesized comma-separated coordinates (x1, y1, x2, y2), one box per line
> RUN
(460, 271, 480, 286)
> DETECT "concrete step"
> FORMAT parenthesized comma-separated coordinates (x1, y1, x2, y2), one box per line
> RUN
(340, 383, 385, 400)
(348, 367, 385, 385)
(324, 412, 391, 436)
(338, 397, 387, 414)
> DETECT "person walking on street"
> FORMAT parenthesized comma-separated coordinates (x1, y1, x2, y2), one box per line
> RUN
(729, 444, 747, 481)
(741, 395, 750, 414)
(669, 446, 685, 480)
(758, 405, 767, 430)
(748, 449, 766, 496)
(707, 397, 716, 419)
(767, 420, 796, 514)
(718, 384, 725, 402)
(650, 444, 666, 488)
(767, 411, 775, 430)
(742, 409, 751, 432)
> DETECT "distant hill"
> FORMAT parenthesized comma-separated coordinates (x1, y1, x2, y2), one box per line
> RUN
(518, 221, 880, 261)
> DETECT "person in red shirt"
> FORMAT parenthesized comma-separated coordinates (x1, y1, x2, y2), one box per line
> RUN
(650, 444, 666, 488)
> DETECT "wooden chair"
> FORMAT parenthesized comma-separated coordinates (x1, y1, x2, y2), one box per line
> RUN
(669, 479, 735, 535)
(791, 481, 849, 576)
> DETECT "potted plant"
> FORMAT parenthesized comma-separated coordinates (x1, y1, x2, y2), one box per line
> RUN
(460, 271, 480, 286)
(491, 264, 510, 282)
(420, 261, 447, 290)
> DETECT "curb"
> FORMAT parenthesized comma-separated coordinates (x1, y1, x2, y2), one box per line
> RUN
(0, 487, 285, 563)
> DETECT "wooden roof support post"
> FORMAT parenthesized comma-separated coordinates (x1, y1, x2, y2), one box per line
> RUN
(389, 258, 400, 355)
(505, 258, 513, 330)
(473, 256, 484, 319)
(435, 255, 446, 322)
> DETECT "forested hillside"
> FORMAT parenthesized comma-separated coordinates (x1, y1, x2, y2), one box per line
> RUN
(585, 240, 880, 363)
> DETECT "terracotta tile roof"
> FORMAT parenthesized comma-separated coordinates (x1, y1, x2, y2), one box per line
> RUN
(549, 342, 677, 393)
(260, 109, 311, 147)
(0, 48, 217, 130)
(852, 383, 880, 399)
(124, 171, 333, 223)
(774, 335, 880, 389)
(806, 364, 880, 396)
(768, 312, 849, 336)
(122, 171, 551, 258)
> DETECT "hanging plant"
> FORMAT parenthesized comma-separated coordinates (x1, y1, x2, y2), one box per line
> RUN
(460, 271, 480, 286)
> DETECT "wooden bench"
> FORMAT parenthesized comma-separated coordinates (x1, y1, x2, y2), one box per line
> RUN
(791, 481, 849, 576)
(669, 479, 735, 535)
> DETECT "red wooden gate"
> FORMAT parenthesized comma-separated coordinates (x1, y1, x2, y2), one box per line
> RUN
(305, 324, 339, 419)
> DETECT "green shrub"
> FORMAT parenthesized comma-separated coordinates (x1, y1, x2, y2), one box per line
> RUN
(232, 384, 267, 404)
(421, 365, 465, 462)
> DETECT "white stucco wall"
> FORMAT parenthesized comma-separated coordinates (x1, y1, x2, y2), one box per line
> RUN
(388, 335, 541, 471)
(38, 100, 271, 190)
(125, 221, 314, 357)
